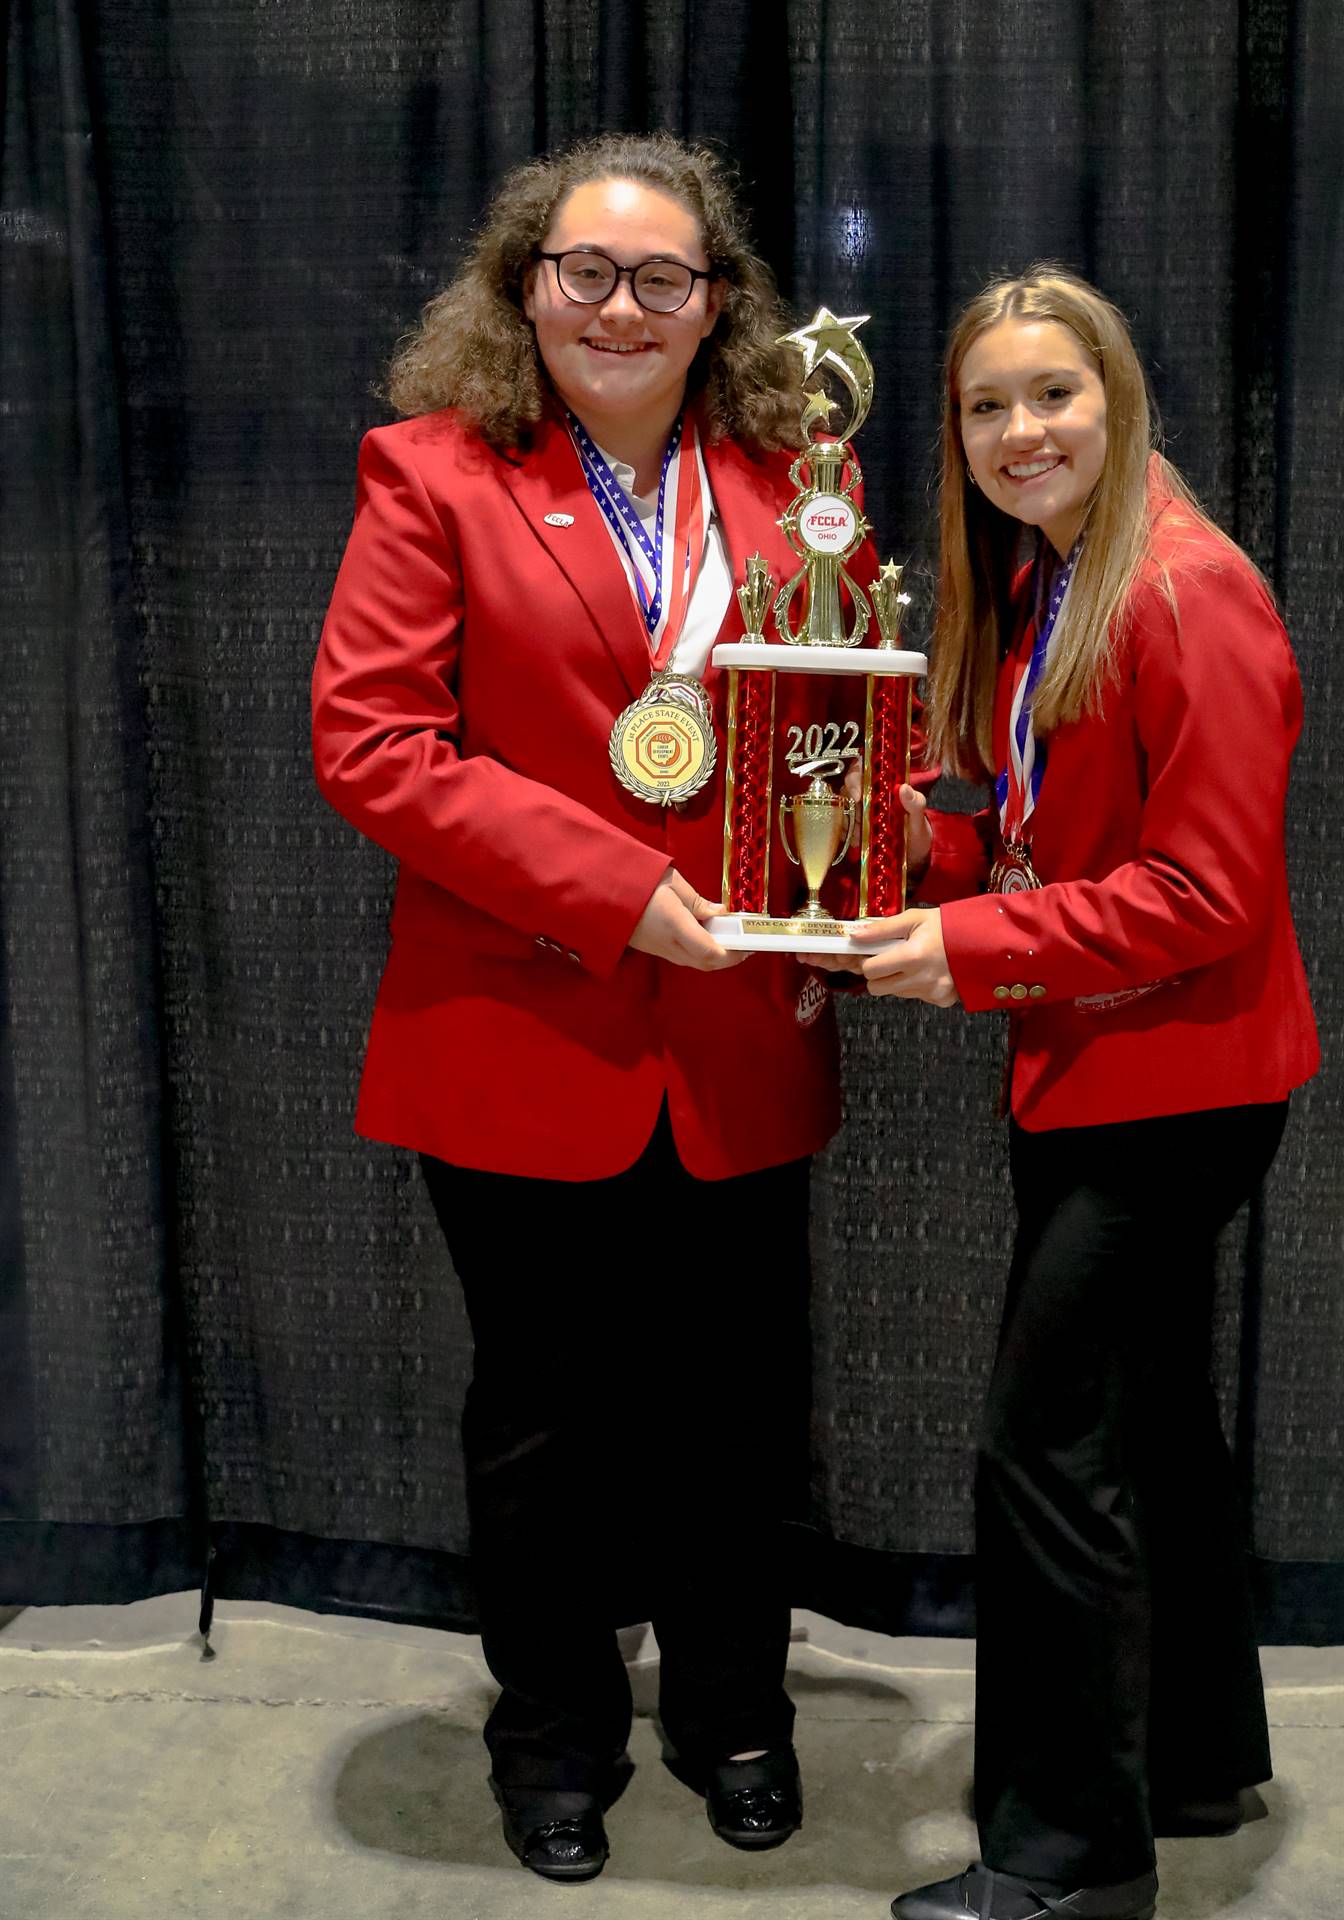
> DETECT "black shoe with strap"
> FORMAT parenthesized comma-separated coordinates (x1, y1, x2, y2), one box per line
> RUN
(890, 1862, 1158, 1920)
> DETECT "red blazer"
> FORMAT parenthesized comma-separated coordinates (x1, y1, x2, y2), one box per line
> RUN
(313, 407, 869, 1180)
(919, 495, 1319, 1130)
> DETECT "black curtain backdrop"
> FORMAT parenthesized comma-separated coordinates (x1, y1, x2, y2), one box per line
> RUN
(3, 1, 1342, 1642)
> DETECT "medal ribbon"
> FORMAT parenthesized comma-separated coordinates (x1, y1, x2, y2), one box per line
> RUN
(569, 411, 710, 670)
(994, 534, 1083, 845)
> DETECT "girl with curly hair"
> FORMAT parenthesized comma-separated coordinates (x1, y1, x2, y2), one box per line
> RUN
(314, 132, 863, 1883)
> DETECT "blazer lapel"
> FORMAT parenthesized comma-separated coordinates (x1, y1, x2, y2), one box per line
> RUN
(498, 414, 651, 703)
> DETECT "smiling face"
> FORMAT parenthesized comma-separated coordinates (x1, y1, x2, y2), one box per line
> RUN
(957, 318, 1108, 555)
(523, 176, 723, 451)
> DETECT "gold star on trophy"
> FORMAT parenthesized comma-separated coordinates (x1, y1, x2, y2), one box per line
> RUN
(778, 307, 874, 443)
(779, 307, 871, 377)
(800, 389, 838, 436)
(872, 561, 912, 650)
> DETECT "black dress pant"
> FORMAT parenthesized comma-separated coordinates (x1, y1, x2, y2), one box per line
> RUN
(976, 1100, 1287, 1884)
(420, 1108, 811, 1792)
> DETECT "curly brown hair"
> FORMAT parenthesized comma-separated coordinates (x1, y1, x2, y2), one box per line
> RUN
(386, 133, 802, 453)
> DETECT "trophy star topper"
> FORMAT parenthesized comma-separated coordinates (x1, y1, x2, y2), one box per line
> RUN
(778, 307, 874, 443)
(779, 307, 871, 378)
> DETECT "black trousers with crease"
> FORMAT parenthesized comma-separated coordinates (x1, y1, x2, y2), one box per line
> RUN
(976, 1100, 1288, 1884)
(420, 1106, 811, 1792)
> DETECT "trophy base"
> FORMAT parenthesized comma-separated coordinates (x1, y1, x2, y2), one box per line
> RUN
(708, 912, 867, 953)
(711, 641, 927, 676)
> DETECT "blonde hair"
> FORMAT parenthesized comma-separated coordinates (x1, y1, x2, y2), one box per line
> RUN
(926, 263, 1217, 778)
(385, 133, 801, 453)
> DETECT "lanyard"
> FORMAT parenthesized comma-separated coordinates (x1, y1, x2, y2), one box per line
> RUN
(995, 534, 1083, 844)
(568, 411, 710, 670)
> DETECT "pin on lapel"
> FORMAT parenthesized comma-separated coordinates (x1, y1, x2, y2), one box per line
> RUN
(543, 512, 575, 528)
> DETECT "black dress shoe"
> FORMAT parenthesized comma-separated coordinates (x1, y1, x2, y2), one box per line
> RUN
(491, 1782, 608, 1881)
(490, 1757, 634, 1884)
(701, 1746, 803, 1850)
(889, 1862, 1158, 1920)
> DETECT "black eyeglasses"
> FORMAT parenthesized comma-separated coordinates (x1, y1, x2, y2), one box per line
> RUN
(536, 249, 717, 315)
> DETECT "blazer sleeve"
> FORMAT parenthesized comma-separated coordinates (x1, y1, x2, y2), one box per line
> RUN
(939, 552, 1303, 1011)
(312, 429, 672, 979)
(914, 804, 995, 904)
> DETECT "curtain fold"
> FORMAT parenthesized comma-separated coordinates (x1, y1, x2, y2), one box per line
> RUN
(1, 0, 195, 1586)
(1247, 0, 1344, 1576)
(3, 0, 1341, 1640)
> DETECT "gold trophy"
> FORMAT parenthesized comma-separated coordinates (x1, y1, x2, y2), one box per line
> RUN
(736, 551, 774, 642)
(779, 776, 856, 919)
(708, 308, 926, 950)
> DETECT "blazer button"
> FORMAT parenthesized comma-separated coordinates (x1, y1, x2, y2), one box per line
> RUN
(1028, 984, 1046, 999)
(566, 950, 581, 964)
(1009, 983, 1028, 1000)
(993, 986, 1010, 1001)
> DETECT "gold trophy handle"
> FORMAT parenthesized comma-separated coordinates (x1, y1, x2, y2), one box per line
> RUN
(778, 793, 800, 866)
(837, 794, 856, 865)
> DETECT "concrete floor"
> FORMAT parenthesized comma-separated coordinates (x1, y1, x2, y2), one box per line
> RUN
(0, 1599, 1339, 1919)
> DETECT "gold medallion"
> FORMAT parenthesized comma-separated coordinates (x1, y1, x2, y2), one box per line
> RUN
(609, 673, 716, 807)
(989, 839, 1042, 894)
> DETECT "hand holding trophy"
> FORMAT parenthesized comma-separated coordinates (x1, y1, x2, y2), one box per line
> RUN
(707, 309, 926, 951)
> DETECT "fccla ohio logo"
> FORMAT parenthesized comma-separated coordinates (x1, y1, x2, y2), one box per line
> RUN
(798, 492, 859, 555)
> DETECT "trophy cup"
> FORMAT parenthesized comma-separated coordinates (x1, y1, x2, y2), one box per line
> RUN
(779, 775, 856, 920)
(708, 308, 927, 950)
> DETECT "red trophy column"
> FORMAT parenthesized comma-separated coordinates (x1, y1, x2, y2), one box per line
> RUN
(859, 671, 912, 917)
(722, 668, 776, 914)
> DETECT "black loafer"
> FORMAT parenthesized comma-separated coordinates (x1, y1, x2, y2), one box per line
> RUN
(490, 1758, 633, 1883)
(492, 1786, 608, 1881)
(701, 1746, 803, 1851)
(890, 1862, 1158, 1920)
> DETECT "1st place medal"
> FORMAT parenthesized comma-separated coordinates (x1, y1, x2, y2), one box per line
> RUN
(569, 410, 717, 811)
(609, 672, 716, 807)
(988, 839, 1042, 894)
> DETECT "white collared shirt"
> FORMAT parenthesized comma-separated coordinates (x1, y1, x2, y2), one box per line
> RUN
(591, 442, 734, 680)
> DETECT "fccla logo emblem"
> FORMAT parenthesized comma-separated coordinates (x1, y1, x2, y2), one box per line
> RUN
(798, 492, 859, 556)
(795, 974, 829, 1028)
(633, 718, 692, 778)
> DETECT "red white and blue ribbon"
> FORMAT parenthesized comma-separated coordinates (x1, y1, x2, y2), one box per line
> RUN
(995, 534, 1083, 844)
(568, 410, 711, 670)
